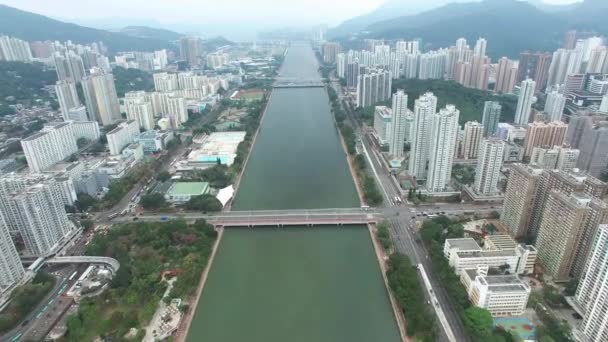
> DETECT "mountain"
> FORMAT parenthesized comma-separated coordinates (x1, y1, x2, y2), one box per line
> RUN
(119, 26, 183, 41)
(338, 0, 608, 59)
(0, 5, 174, 54)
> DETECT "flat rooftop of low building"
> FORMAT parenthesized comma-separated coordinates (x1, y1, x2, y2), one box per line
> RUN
(446, 238, 482, 251)
(457, 249, 517, 258)
(167, 182, 209, 196)
(485, 235, 517, 250)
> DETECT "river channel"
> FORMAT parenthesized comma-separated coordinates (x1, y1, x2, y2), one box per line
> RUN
(186, 43, 401, 342)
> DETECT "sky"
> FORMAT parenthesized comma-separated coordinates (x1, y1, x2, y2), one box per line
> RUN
(0, 0, 584, 39)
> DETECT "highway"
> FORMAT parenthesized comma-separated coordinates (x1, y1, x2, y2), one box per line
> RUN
(332, 77, 470, 342)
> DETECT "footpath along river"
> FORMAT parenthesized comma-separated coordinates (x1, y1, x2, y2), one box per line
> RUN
(186, 43, 401, 342)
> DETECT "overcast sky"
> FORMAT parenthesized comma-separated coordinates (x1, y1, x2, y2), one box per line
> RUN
(0, 0, 583, 28)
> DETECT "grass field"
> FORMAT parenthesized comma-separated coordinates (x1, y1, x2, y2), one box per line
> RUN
(235, 89, 265, 101)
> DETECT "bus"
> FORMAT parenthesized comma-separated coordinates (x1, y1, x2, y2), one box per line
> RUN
(107, 213, 119, 220)
(68, 271, 78, 281)
(394, 196, 402, 205)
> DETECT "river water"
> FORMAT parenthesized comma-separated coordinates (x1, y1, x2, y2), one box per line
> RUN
(186, 44, 401, 342)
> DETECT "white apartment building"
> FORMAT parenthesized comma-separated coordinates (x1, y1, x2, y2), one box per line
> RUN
(0, 35, 33, 62)
(389, 90, 409, 158)
(55, 80, 82, 120)
(5, 181, 76, 256)
(514, 79, 536, 126)
(107, 120, 140, 155)
(544, 91, 566, 122)
(70, 121, 101, 142)
(66, 106, 89, 122)
(21, 122, 78, 172)
(206, 53, 229, 69)
(461, 269, 531, 317)
(166, 95, 188, 128)
(0, 212, 24, 293)
(530, 145, 580, 171)
(408, 92, 437, 180)
(427, 105, 460, 193)
(153, 72, 179, 92)
(373, 106, 392, 145)
(575, 224, 608, 342)
(124, 94, 155, 130)
(462, 121, 483, 159)
(474, 138, 505, 194)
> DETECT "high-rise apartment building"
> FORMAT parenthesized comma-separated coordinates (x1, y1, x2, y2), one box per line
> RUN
(106, 120, 140, 155)
(462, 121, 483, 159)
(345, 62, 363, 88)
(577, 122, 608, 178)
(547, 48, 583, 87)
(530, 145, 579, 171)
(21, 122, 78, 172)
(0, 211, 24, 293)
(481, 101, 501, 137)
(575, 224, 608, 342)
(321, 42, 341, 64)
(356, 69, 392, 108)
(153, 72, 179, 92)
(389, 90, 410, 158)
(473, 38, 487, 58)
(124, 92, 156, 130)
(206, 53, 229, 69)
(501, 164, 543, 238)
(408, 93, 437, 180)
(474, 138, 504, 195)
(523, 121, 568, 157)
(517, 52, 552, 92)
(567, 115, 593, 148)
(535, 192, 608, 281)
(81, 71, 121, 126)
(544, 91, 566, 122)
(0, 35, 33, 62)
(427, 105, 460, 193)
(180, 37, 201, 66)
(55, 80, 83, 121)
(54, 52, 86, 82)
(494, 57, 518, 93)
(373, 106, 392, 145)
(514, 79, 536, 126)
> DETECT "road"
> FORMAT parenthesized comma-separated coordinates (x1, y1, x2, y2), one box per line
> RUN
(332, 77, 470, 342)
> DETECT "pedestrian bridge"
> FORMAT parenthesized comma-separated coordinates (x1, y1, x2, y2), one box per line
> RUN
(46, 256, 120, 273)
(115, 208, 380, 227)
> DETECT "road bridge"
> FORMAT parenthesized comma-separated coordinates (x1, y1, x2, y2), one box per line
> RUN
(273, 77, 325, 88)
(46, 256, 120, 273)
(112, 208, 380, 227)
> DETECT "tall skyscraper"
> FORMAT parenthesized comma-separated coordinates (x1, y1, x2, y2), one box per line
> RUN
(494, 57, 518, 93)
(408, 93, 437, 180)
(575, 224, 608, 342)
(124, 93, 155, 131)
(0, 211, 24, 292)
(0, 35, 33, 62)
(473, 38, 487, 57)
(180, 37, 201, 66)
(389, 90, 409, 158)
(514, 79, 536, 126)
(544, 91, 566, 122)
(55, 80, 82, 121)
(321, 42, 341, 64)
(81, 70, 121, 126)
(345, 61, 363, 88)
(567, 115, 593, 148)
(535, 192, 608, 281)
(482, 101, 501, 137)
(427, 105, 460, 193)
(474, 138, 505, 194)
(501, 164, 543, 238)
(462, 121, 483, 159)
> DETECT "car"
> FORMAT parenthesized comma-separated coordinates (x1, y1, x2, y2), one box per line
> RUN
(132, 217, 139, 221)
(572, 312, 582, 319)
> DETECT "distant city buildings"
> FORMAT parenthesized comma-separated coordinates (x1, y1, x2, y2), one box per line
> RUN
(481, 101, 501, 137)
(321, 42, 341, 64)
(544, 91, 566, 122)
(0, 35, 33, 62)
(514, 79, 536, 126)
(180, 37, 202, 66)
(356, 69, 391, 108)
(523, 121, 568, 158)
(494, 57, 518, 93)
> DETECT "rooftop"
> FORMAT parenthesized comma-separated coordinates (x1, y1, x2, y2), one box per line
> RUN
(167, 182, 209, 196)
(446, 238, 482, 251)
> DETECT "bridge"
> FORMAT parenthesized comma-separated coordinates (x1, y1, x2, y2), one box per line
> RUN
(112, 208, 380, 227)
(273, 77, 325, 88)
(46, 256, 120, 273)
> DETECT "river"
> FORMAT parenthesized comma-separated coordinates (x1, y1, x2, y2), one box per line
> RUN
(186, 43, 401, 342)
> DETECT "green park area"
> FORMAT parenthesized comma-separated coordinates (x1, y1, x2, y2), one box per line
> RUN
(63, 220, 217, 341)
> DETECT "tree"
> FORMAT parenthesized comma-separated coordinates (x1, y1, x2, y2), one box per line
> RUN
(564, 278, 579, 296)
(140, 193, 167, 210)
(76, 137, 89, 148)
(184, 194, 223, 212)
(76, 193, 98, 211)
(464, 307, 494, 341)
(156, 171, 171, 182)
(68, 153, 79, 162)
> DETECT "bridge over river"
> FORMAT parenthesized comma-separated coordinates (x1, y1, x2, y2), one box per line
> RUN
(111, 208, 380, 227)
(273, 77, 325, 88)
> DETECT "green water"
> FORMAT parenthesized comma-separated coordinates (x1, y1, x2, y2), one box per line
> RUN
(186, 44, 401, 342)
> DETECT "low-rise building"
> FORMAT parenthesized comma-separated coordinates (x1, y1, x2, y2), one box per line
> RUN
(164, 182, 210, 204)
(445, 238, 534, 275)
(135, 130, 175, 154)
(106, 120, 139, 155)
(461, 269, 531, 317)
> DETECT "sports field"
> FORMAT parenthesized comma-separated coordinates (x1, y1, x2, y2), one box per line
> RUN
(494, 316, 536, 340)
